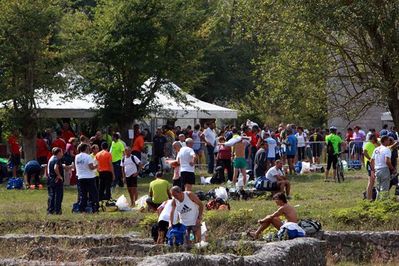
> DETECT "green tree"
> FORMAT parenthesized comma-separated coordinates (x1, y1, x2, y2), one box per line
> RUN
(232, 0, 329, 127)
(188, 0, 257, 103)
(0, 0, 65, 160)
(294, 0, 399, 126)
(63, 0, 209, 137)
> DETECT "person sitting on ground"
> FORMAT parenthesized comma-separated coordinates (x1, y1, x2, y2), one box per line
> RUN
(248, 192, 298, 239)
(24, 160, 42, 189)
(205, 197, 230, 211)
(265, 160, 291, 197)
(170, 186, 204, 244)
(146, 171, 171, 211)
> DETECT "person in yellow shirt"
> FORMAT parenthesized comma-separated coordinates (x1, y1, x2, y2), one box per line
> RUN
(146, 172, 171, 211)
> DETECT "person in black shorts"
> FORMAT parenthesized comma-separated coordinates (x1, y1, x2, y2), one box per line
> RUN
(121, 147, 142, 207)
(176, 138, 196, 191)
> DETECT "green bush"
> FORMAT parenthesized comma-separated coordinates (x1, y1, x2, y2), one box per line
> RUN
(331, 199, 399, 226)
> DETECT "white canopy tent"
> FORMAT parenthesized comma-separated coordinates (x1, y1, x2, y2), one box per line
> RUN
(35, 82, 238, 120)
(381, 111, 393, 121)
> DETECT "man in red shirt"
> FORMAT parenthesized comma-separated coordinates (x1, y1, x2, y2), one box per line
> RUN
(61, 122, 75, 143)
(8, 130, 21, 178)
(52, 131, 66, 152)
(36, 132, 49, 165)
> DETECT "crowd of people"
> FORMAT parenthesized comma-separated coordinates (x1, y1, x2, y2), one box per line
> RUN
(3, 119, 399, 244)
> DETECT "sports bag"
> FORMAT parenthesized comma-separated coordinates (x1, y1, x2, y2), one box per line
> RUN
(254, 176, 277, 191)
(298, 219, 322, 234)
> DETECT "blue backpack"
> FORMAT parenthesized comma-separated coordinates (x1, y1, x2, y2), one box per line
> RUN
(6, 177, 24, 190)
(166, 223, 186, 246)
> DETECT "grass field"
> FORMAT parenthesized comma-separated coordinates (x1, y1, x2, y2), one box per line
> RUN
(1, 169, 399, 238)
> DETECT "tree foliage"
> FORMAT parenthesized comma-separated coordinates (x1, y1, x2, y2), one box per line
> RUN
(0, 0, 65, 159)
(294, 0, 399, 126)
(62, 0, 210, 134)
(231, 0, 329, 127)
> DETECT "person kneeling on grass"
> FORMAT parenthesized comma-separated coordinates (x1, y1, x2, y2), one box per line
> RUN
(146, 171, 171, 211)
(248, 193, 299, 239)
(265, 160, 291, 198)
(156, 199, 179, 244)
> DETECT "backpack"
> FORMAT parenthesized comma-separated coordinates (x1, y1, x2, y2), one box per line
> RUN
(99, 199, 118, 212)
(6, 177, 23, 190)
(254, 176, 275, 191)
(327, 141, 334, 156)
(166, 223, 186, 246)
(298, 219, 322, 235)
(122, 155, 140, 174)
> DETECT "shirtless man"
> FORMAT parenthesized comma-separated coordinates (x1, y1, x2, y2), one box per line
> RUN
(248, 192, 297, 239)
(232, 136, 250, 188)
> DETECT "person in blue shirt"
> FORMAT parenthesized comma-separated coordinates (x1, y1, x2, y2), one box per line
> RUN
(285, 130, 297, 175)
(24, 160, 42, 188)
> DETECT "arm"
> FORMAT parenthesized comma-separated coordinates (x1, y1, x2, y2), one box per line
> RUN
(88, 163, 96, 170)
(109, 158, 115, 180)
(54, 163, 63, 182)
(363, 149, 371, 161)
(189, 154, 196, 166)
(386, 157, 395, 173)
(188, 192, 204, 224)
(259, 206, 284, 223)
(169, 199, 176, 228)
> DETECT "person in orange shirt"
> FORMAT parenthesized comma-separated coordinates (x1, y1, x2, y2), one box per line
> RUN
(7, 130, 21, 178)
(95, 142, 115, 200)
(132, 125, 144, 160)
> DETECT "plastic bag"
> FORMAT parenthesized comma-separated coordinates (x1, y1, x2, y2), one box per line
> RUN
(300, 162, 311, 174)
(135, 195, 148, 210)
(116, 195, 130, 211)
(214, 187, 228, 201)
(200, 176, 212, 185)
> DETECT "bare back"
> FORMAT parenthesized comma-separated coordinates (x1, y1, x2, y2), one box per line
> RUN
(277, 204, 297, 223)
(234, 141, 245, 158)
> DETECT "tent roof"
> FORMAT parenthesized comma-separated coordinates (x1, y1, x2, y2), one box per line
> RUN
(381, 112, 393, 121)
(35, 82, 237, 119)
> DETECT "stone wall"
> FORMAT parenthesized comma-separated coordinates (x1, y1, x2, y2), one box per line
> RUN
(139, 238, 326, 266)
(319, 231, 399, 264)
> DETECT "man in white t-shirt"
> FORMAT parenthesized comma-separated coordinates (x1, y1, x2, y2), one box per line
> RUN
(203, 122, 216, 174)
(75, 143, 98, 212)
(177, 138, 196, 191)
(371, 136, 395, 199)
(265, 132, 277, 170)
(121, 146, 142, 207)
(265, 160, 291, 198)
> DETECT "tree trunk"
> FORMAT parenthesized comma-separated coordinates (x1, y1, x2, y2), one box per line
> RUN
(388, 97, 399, 129)
(21, 118, 37, 162)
